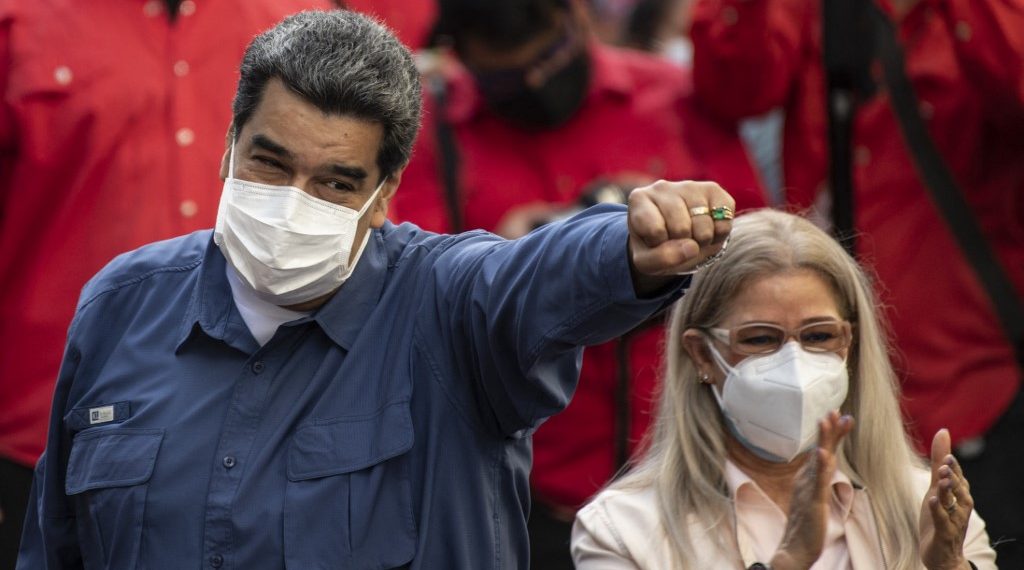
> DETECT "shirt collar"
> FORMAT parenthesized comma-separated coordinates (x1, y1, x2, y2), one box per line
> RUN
(176, 229, 389, 353)
(311, 228, 389, 351)
(176, 235, 244, 351)
(725, 458, 856, 520)
(443, 42, 634, 125)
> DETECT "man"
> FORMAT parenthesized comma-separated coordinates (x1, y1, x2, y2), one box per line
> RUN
(18, 10, 735, 569)
(690, 0, 1024, 564)
(390, 1, 764, 566)
(0, 1, 331, 565)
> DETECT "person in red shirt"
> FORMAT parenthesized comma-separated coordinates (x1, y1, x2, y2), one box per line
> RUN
(390, 1, 765, 567)
(0, 1, 332, 565)
(689, 0, 1024, 565)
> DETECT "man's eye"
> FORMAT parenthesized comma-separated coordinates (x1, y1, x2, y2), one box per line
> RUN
(252, 156, 284, 169)
(324, 180, 354, 192)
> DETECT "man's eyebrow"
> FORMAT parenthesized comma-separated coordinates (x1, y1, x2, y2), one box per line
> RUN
(250, 134, 293, 159)
(326, 163, 369, 181)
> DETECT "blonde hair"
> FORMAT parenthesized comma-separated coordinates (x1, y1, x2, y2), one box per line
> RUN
(611, 209, 924, 569)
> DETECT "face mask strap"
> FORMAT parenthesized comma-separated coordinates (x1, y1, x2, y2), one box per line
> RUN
(228, 136, 237, 180)
(357, 176, 389, 218)
(705, 338, 736, 377)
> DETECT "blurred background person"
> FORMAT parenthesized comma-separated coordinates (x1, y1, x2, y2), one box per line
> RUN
(620, 0, 785, 202)
(389, 0, 766, 567)
(690, 0, 1024, 565)
(0, 0, 331, 567)
(573, 209, 997, 569)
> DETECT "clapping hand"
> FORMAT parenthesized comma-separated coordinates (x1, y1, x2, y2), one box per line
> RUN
(770, 411, 855, 570)
(920, 429, 974, 570)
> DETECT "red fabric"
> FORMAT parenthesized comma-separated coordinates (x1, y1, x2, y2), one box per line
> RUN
(393, 43, 767, 508)
(344, 0, 437, 50)
(691, 0, 1024, 448)
(0, 0, 332, 467)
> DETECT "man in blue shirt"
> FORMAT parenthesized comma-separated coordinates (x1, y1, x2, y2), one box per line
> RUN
(18, 10, 736, 569)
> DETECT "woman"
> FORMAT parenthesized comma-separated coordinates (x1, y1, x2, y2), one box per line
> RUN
(572, 209, 996, 569)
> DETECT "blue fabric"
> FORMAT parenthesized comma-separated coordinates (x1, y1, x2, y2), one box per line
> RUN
(18, 205, 686, 570)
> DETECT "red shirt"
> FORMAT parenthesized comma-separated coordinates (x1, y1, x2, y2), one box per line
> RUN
(691, 0, 1024, 446)
(0, 0, 332, 467)
(393, 43, 766, 508)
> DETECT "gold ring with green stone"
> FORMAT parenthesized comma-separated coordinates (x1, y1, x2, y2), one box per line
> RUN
(711, 206, 735, 221)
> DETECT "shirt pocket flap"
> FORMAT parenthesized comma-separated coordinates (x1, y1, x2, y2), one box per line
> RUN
(66, 429, 165, 495)
(288, 401, 413, 481)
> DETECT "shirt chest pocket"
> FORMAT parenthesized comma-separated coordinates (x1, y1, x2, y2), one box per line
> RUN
(65, 428, 164, 570)
(284, 402, 417, 570)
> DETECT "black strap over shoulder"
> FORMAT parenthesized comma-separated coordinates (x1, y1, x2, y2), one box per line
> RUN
(869, 5, 1024, 369)
(426, 73, 465, 234)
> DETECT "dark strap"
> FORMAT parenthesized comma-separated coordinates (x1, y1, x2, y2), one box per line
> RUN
(426, 74, 464, 234)
(870, 6, 1024, 368)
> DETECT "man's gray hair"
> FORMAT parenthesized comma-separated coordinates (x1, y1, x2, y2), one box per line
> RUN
(232, 10, 421, 179)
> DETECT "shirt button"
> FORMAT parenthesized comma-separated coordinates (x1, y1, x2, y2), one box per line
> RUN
(918, 101, 935, 120)
(54, 66, 73, 86)
(173, 60, 190, 77)
(955, 21, 972, 42)
(222, 456, 237, 469)
(722, 6, 739, 25)
(175, 128, 195, 147)
(251, 361, 265, 374)
(180, 199, 198, 218)
(209, 554, 224, 568)
(143, 0, 163, 17)
(180, 0, 197, 16)
(855, 145, 871, 166)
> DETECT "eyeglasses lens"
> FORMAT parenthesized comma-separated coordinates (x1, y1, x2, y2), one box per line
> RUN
(733, 322, 848, 355)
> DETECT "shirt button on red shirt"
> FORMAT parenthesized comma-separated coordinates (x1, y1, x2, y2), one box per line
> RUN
(180, 0, 197, 17)
(854, 145, 871, 166)
(54, 66, 73, 86)
(174, 60, 190, 77)
(176, 128, 195, 147)
(180, 200, 199, 218)
(143, 0, 162, 17)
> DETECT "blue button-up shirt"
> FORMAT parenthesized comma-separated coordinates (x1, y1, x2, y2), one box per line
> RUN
(19, 206, 684, 569)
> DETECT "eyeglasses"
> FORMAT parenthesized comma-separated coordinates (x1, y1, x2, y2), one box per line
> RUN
(705, 321, 853, 356)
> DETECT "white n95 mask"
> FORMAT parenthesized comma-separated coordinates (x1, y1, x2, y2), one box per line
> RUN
(214, 143, 385, 306)
(707, 341, 849, 463)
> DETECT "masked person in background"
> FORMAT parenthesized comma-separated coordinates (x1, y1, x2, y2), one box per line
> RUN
(573, 209, 997, 570)
(392, 2, 765, 566)
(17, 10, 739, 569)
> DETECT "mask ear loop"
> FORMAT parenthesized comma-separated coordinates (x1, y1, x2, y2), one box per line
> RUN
(356, 175, 389, 218)
(228, 136, 237, 180)
(705, 337, 736, 377)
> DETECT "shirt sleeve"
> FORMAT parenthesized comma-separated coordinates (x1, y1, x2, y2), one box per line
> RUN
(689, 0, 812, 120)
(571, 501, 643, 569)
(422, 205, 686, 437)
(15, 321, 84, 569)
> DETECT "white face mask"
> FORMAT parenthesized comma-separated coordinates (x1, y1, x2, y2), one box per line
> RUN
(707, 341, 849, 463)
(214, 142, 386, 306)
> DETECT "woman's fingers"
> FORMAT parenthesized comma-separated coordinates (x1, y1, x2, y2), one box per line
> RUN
(920, 429, 972, 570)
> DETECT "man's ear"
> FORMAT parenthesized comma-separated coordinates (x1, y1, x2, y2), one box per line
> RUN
(219, 126, 234, 181)
(369, 163, 406, 229)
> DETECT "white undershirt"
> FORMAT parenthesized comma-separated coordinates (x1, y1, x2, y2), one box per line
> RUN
(225, 264, 311, 346)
